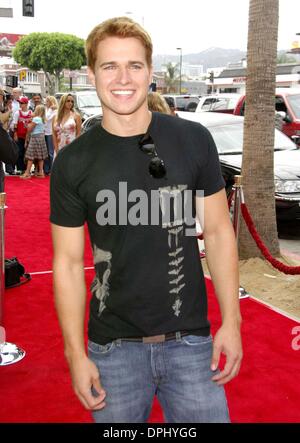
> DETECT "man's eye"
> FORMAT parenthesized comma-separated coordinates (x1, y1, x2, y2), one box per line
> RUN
(131, 64, 142, 70)
(104, 65, 116, 70)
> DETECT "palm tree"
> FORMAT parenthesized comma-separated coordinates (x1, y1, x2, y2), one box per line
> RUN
(163, 62, 180, 93)
(239, 0, 280, 259)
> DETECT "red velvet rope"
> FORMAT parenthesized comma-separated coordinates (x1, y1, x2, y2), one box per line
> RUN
(241, 202, 300, 275)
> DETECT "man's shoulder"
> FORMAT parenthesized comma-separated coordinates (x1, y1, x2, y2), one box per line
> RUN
(153, 112, 210, 138)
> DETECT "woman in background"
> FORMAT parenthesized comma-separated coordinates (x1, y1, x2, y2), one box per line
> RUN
(147, 92, 171, 115)
(52, 93, 81, 157)
(44, 95, 58, 175)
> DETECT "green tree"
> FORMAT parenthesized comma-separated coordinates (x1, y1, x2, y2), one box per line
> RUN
(163, 62, 180, 93)
(13, 33, 86, 94)
(239, 0, 280, 259)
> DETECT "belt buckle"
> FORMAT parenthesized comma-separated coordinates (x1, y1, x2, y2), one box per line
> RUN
(142, 334, 166, 344)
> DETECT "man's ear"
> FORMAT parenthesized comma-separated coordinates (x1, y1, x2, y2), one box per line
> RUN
(87, 67, 96, 87)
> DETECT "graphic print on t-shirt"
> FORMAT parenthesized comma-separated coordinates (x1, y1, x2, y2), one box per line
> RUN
(90, 245, 112, 316)
(159, 185, 187, 317)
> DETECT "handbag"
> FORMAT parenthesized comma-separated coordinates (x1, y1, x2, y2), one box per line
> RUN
(5, 257, 31, 288)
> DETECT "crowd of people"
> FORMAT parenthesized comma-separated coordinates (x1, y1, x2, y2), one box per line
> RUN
(0, 88, 81, 179)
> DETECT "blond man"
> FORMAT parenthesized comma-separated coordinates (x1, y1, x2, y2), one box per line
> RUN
(50, 17, 242, 423)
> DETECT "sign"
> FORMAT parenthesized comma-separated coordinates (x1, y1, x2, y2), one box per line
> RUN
(233, 77, 247, 83)
(19, 70, 26, 81)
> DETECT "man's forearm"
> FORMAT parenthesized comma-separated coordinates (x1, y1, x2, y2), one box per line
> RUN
(204, 225, 241, 327)
(53, 261, 87, 361)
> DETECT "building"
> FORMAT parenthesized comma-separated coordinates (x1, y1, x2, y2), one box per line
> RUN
(0, 33, 24, 57)
(181, 63, 204, 81)
(209, 63, 300, 94)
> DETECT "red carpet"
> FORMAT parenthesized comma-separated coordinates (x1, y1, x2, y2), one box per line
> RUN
(1, 176, 300, 422)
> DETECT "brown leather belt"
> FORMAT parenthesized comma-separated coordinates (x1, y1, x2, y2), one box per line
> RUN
(119, 330, 191, 344)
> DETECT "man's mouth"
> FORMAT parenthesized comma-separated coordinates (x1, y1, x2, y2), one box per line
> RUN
(111, 90, 134, 96)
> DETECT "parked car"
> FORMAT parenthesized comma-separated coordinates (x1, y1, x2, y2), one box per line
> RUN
(81, 113, 102, 132)
(196, 93, 242, 114)
(233, 88, 300, 145)
(55, 90, 102, 122)
(162, 94, 200, 112)
(177, 111, 300, 221)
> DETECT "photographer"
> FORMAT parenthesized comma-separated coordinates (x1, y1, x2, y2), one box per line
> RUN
(0, 122, 18, 191)
(0, 88, 13, 131)
(0, 88, 16, 176)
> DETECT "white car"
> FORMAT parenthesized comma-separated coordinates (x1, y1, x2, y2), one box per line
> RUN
(195, 93, 242, 113)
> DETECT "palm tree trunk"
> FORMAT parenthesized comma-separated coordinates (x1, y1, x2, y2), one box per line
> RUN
(239, 0, 280, 259)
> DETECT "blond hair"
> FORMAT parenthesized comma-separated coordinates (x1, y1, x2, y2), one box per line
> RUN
(148, 92, 171, 115)
(46, 95, 58, 109)
(86, 16, 153, 72)
(34, 104, 46, 123)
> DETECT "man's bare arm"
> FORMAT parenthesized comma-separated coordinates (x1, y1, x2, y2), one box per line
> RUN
(196, 188, 243, 385)
(52, 224, 106, 410)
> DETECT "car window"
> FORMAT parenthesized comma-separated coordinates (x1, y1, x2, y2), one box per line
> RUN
(286, 94, 300, 119)
(209, 122, 296, 154)
(201, 98, 217, 111)
(77, 93, 101, 108)
(275, 96, 287, 114)
(164, 96, 175, 107)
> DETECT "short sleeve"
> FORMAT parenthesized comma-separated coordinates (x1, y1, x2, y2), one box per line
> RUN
(50, 153, 87, 227)
(195, 128, 225, 197)
(32, 117, 40, 124)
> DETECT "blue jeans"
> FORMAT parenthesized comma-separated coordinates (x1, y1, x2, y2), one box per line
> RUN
(16, 137, 26, 172)
(88, 334, 230, 423)
(44, 135, 54, 174)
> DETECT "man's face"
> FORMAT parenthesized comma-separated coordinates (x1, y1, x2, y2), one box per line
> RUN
(33, 95, 41, 105)
(89, 37, 152, 119)
(13, 90, 21, 100)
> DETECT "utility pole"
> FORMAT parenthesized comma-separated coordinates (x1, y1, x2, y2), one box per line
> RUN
(176, 47, 182, 94)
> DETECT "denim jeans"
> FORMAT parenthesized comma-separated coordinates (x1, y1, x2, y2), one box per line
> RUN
(16, 137, 26, 172)
(44, 135, 54, 174)
(88, 334, 230, 423)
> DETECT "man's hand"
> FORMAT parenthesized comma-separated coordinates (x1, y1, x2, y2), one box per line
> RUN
(68, 354, 107, 411)
(211, 323, 243, 386)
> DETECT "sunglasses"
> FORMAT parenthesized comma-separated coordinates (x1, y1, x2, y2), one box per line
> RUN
(138, 133, 166, 179)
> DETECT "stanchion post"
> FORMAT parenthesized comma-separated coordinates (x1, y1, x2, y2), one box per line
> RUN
(0, 193, 26, 366)
(232, 175, 243, 240)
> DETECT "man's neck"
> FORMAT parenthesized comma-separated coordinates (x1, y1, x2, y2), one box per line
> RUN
(101, 109, 152, 137)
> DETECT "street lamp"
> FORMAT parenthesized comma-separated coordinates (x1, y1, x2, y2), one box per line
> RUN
(176, 47, 182, 94)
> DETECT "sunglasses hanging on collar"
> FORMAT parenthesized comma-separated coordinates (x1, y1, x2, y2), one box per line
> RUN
(138, 133, 167, 179)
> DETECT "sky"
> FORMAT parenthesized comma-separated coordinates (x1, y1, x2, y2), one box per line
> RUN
(0, 0, 299, 55)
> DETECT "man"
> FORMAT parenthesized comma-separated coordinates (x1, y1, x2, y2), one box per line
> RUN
(50, 17, 242, 423)
(0, 88, 15, 175)
(0, 123, 18, 191)
(29, 93, 43, 112)
(11, 87, 22, 116)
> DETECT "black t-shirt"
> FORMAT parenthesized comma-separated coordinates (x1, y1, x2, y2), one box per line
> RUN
(50, 112, 225, 345)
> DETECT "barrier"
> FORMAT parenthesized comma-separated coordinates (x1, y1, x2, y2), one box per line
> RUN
(232, 177, 300, 275)
(0, 192, 25, 366)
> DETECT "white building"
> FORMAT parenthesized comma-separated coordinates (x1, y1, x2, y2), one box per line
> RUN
(182, 63, 204, 80)
(208, 63, 300, 94)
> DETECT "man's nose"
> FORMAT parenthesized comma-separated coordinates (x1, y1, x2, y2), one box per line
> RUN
(116, 67, 132, 84)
